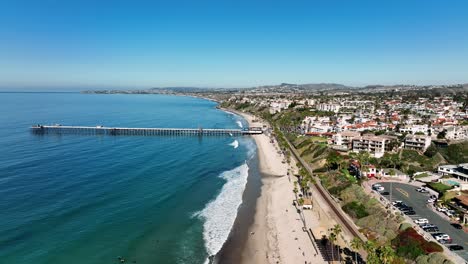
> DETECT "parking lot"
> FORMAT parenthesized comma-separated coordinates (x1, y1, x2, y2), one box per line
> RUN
(378, 182, 468, 262)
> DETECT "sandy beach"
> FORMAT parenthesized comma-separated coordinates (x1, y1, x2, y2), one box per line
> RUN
(235, 111, 328, 264)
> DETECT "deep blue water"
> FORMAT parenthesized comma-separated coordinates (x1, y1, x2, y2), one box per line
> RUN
(0, 93, 255, 264)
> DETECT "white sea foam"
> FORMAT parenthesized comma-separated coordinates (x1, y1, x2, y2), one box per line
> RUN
(236, 120, 243, 128)
(229, 140, 239, 149)
(195, 163, 249, 258)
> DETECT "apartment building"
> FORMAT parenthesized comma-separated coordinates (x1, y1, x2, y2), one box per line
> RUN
(352, 135, 395, 158)
(404, 134, 431, 152)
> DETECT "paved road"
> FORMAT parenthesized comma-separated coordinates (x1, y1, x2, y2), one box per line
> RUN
(378, 182, 468, 262)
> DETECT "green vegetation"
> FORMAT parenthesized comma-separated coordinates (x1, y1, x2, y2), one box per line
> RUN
(415, 253, 454, 264)
(414, 173, 429, 179)
(342, 201, 369, 219)
(339, 185, 402, 243)
(427, 182, 453, 194)
(392, 228, 443, 260)
(438, 142, 468, 164)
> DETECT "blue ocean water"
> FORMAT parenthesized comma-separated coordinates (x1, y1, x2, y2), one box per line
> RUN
(0, 93, 256, 264)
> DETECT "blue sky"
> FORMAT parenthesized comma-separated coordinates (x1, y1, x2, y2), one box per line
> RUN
(1, 0, 467, 89)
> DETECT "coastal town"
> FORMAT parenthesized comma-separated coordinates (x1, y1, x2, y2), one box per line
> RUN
(104, 83, 468, 264)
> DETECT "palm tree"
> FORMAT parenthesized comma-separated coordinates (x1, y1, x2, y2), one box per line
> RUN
(350, 237, 363, 264)
(332, 224, 342, 262)
(378, 245, 396, 264)
(363, 241, 379, 264)
(329, 232, 337, 262)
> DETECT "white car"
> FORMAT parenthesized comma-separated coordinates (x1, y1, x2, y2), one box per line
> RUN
(416, 187, 429, 193)
(434, 234, 451, 241)
(436, 207, 447, 212)
(392, 200, 403, 206)
(445, 210, 455, 217)
(414, 218, 429, 225)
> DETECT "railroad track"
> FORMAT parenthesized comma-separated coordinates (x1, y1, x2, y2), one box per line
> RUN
(284, 135, 365, 241)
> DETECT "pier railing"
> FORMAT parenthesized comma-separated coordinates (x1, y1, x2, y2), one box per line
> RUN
(31, 125, 263, 136)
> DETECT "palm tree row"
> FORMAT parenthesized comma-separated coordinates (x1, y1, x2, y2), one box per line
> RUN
(350, 237, 396, 264)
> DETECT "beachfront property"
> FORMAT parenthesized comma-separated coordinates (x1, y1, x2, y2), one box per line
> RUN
(331, 131, 361, 150)
(438, 164, 468, 182)
(404, 134, 432, 152)
(351, 135, 396, 158)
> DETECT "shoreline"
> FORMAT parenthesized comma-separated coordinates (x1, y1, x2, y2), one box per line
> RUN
(218, 109, 327, 264)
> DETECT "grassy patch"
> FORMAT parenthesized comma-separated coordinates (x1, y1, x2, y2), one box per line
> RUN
(427, 182, 453, 194)
(438, 142, 468, 164)
(414, 173, 429, 179)
(342, 201, 369, 219)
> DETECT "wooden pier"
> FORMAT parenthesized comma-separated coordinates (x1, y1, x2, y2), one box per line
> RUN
(31, 125, 263, 136)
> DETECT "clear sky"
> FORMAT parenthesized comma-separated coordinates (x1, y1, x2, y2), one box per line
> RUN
(1, 0, 467, 89)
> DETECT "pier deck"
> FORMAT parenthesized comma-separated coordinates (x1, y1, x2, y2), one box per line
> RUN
(31, 125, 263, 136)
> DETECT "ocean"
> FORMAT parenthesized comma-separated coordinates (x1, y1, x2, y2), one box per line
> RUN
(0, 93, 258, 264)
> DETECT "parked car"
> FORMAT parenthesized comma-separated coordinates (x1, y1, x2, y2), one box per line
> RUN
(372, 184, 384, 192)
(381, 191, 390, 195)
(450, 223, 463, 229)
(392, 200, 403, 206)
(420, 224, 436, 229)
(404, 210, 416, 215)
(427, 198, 436, 203)
(416, 187, 429, 193)
(434, 234, 451, 242)
(436, 207, 447, 212)
(423, 227, 439, 232)
(414, 218, 429, 225)
(445, 210, 454, 217)
(449, 245, 464, 251)
(400, 206, 414, 212)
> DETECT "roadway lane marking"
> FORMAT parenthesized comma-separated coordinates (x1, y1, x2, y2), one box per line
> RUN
(396, 188, 409, 198)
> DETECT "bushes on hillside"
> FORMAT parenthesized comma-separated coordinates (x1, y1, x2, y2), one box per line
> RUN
(392, 228, 443, 260)
(415, 252, 454, 264)
(342, 201, 369, 219)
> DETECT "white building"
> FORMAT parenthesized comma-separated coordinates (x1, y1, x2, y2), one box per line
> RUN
(445, 126, 468, 140)
(404, 134, 431, 152)
(399, 124, 430, 135)
(332, 131, 361, 150)
(269, 101, 290, 114)
(316, 103, 340, 113)
(438, 164, 468, 182)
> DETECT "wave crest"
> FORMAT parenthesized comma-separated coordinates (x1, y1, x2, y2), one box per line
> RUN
(229, 140, 239, 149)
(195, 163, 249, 257)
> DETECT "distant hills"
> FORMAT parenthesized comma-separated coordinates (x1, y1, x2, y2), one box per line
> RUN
(82, 83, 468, 95)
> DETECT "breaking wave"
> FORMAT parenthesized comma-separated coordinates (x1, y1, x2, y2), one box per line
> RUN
(236, 120, 243, 128)
(229, 140, 239, 149)
(194, 163, 249, 260)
